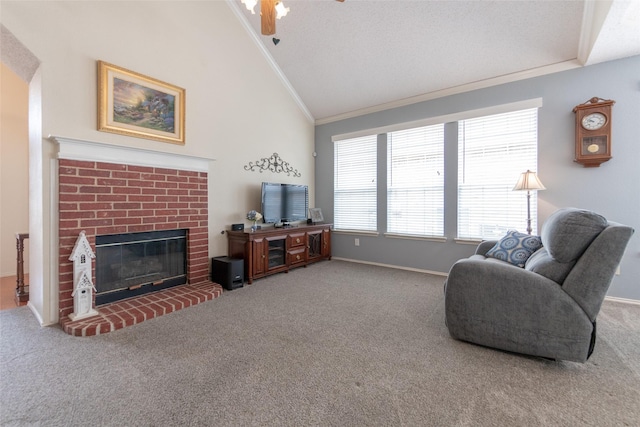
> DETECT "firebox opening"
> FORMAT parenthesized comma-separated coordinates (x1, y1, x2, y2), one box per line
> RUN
(95, 229, 187, 305)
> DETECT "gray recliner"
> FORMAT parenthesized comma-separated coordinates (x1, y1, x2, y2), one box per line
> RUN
(444, 208, 634, 362)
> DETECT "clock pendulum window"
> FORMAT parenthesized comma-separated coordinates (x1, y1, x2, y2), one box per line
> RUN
(572, 97, 615, 167)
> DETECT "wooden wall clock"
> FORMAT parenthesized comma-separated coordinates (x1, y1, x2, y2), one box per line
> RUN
(572, 97, 615, 167)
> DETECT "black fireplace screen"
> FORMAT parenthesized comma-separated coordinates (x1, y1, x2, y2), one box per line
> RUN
(95, 229, 187, 303)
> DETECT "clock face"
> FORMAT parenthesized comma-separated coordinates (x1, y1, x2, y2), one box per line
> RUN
(581, 113, 607, 130)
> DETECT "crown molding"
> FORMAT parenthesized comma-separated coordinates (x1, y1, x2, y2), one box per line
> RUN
(577, 0, 614, 65)
(315, 60, 582, 126)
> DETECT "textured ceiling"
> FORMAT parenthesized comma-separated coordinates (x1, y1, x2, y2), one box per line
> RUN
(231, 0, 640, 124)
(0, 24, 40, 82)
(586, 0, 640, 65)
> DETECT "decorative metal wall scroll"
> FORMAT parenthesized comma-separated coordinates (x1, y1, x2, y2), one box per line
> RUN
(244, 152, 301, 177)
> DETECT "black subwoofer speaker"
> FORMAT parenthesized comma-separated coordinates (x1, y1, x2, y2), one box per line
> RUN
(211, 256, 244, 290)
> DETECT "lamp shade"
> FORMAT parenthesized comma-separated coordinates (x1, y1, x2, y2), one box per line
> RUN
(513, 170, 546, 191)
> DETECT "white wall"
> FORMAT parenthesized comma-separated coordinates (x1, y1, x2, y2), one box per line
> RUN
(0, 62, 29, 277)
(0, 0, 314, 324)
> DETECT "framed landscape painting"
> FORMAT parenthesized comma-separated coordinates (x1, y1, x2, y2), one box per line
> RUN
(98, 61, 185, 145)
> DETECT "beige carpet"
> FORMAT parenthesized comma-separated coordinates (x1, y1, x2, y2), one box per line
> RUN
(1, 260, 639, 426)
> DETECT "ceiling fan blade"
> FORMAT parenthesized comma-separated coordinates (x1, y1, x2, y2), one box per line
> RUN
(261, 0, 276, 35)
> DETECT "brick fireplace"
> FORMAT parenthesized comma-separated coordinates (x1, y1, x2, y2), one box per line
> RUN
(54, 137, 222, 335)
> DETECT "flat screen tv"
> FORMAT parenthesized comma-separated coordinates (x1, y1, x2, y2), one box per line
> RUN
(261, 182, 308, 224)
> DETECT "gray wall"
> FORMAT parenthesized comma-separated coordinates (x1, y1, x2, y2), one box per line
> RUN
(315, 55, 640, 301)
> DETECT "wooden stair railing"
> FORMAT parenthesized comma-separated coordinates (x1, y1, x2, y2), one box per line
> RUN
(15, 233, 29, 304)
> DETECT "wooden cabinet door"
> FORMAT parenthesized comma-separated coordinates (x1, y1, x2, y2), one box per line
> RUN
(265, 236, 287, 272)
(251, 238, 266, 277)
(321, 229, 331, 258)
(307, 230, 322, 261)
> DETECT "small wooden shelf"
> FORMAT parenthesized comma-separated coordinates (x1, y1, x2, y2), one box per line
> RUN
(227, 224, 332, 284)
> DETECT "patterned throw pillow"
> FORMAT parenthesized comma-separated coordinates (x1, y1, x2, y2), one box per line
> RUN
(485, 230, 543, 267)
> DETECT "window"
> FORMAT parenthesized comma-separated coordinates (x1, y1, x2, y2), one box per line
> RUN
(458, 108, 538, 239)
(387, 124, 444, 237)
(334, 135, 377, 231)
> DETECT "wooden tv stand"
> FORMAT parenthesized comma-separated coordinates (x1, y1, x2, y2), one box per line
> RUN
(227, 223, 332, 284)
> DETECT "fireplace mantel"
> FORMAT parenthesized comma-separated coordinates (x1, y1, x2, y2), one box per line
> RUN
(50, 135, 215, 172)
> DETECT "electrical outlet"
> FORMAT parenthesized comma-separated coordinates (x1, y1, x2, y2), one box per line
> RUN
(355, 238, 360, 246)
(616, 265, 621, 275)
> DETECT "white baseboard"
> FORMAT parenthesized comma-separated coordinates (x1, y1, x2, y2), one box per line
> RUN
(27, 302, 44, 325)
(604, 296, 640, 306)
(331, 257, 448, 277)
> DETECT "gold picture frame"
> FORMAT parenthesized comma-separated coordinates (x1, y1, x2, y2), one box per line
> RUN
(98, 61, 185, 145)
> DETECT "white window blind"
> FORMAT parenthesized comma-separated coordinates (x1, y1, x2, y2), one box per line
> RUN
(387, 124, 444, 237)
(458, 108, 538, 239)
(334, 135, 377, 231)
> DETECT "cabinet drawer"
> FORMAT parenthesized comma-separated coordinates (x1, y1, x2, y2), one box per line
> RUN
(288, 233, 306, 248)
(288, 248, 306, 266)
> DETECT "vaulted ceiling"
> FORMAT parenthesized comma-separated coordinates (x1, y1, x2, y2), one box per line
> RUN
(229, 0, 640, 124)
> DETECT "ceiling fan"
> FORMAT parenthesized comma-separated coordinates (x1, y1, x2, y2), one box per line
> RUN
(241, 0, 345, 36)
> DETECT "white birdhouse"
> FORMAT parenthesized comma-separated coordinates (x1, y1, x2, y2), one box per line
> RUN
(68, 231, 99, 321)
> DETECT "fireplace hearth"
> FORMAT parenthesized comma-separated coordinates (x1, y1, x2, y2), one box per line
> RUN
(95, 229, 187, 305)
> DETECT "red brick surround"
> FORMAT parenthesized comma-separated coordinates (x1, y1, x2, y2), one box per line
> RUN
(58, 159, 215, 327)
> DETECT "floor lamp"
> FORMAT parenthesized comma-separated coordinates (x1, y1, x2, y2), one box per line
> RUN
(513, 170, 546, 235)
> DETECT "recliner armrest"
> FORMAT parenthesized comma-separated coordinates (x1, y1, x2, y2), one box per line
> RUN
(475, 240, 498, 256)
(447, 257, 559, 296)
